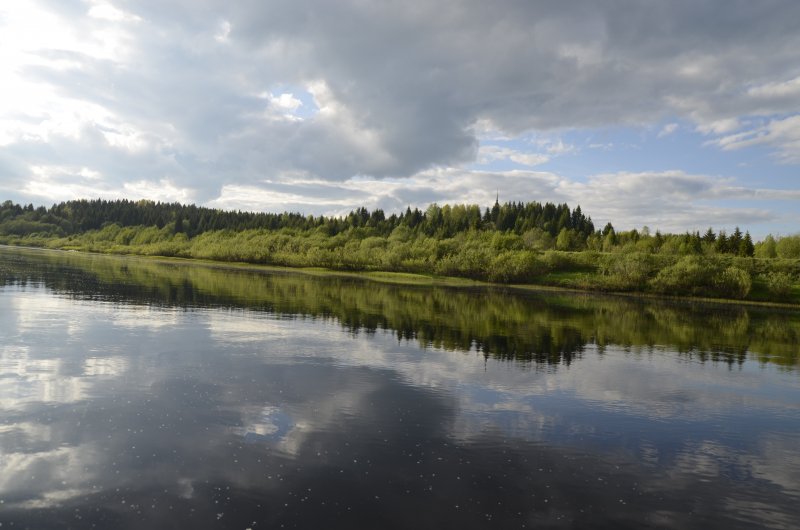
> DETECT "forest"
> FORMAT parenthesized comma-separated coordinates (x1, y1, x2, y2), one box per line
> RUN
(1, 198, 798, 303)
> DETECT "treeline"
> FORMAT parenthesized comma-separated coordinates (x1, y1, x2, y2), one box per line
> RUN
(0, 198, 595, 241)
(2, 197, 790, 257)
(1, 198, 799, 303)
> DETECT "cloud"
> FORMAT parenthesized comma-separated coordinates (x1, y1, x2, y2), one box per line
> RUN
(1, 1, 799, 195)
(0, 0, 798, 240)
(708, 115, 800, 163)
(266, 92, 303, 113)
(559, 170, 795, 232)
(542, 139, 576, 155)
(11, 164, 194, 205)
(477, 146, 549, 167)
(213, 19, 231, 43)
(696, 118, 742, 135)
(657, 123, 679, 138)
(747, 75, 800, 100)
(87, 2, 141, 23)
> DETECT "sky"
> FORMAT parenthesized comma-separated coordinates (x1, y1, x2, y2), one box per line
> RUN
(1, 0, 799, 238)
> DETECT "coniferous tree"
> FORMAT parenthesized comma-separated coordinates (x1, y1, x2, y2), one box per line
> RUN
(730, 227, 743, 253)
(716, 231, 729, 254)
(740, 232, 755, 257)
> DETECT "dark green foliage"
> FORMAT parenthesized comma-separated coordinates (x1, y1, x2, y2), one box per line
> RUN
(716, 231, 730, 254)
(0, 198, 594, 241)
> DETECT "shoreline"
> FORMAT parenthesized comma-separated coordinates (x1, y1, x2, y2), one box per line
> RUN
(3, 243, 799, 311)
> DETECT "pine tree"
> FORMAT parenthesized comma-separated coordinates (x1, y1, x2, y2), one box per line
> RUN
(740, 232, 755, 257)
(716, 231, 729, 254)
(730, 227, 743, 253)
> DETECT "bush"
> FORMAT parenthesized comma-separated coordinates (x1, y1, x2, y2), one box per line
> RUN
(713, 266, 752, 299)
(776, 235, 800, 259)
(601, 253, 655, 290)
(433, 246, 492, 280)
(541, 251, 589, 272)
(521, 228, 554, 251)
(0, 219, 66, 237)
(649, 256, 715, 296)
(761, 271, 794, 299)
(487, 251, 547, 283)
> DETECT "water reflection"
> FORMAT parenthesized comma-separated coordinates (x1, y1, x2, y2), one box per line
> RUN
(1, 247, 798, 369)
(0, 247, 799, 529)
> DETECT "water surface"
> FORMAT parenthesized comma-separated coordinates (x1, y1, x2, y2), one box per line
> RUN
(0, 247, 798, 528)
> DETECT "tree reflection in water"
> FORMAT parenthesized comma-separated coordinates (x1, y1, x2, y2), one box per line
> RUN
(1, 246, 797, 369)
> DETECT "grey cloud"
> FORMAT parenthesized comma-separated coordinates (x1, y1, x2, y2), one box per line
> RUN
(20, 0, 800, 187)
(242, 0, 800, 133)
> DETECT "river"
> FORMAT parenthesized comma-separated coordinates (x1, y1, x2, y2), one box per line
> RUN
(0, 246, 798, 528)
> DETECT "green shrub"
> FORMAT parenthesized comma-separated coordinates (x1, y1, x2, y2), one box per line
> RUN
(649, 256, 715, 296)
(487, 251, 547, 283)
(761, 271, 794, 299)
(601, 253, 656, 290)
(542, 251, 589, 272)
(776, 235, 800, 259)
(713, 266, 752, 299)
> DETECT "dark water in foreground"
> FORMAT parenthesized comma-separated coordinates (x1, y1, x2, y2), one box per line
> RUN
(0, 247, 798, 529)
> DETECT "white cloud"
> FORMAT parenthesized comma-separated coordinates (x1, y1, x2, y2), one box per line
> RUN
(543, 139, 576, 155)
(20, 165, 113, 201)
(510, 152, 550, 166)
(559, 170, 797, 233)
(122, 179, 195, 203)
(208, 183, 354, 213)
(709, 115, 800, 163)
(269, 92, 302, 112)
(477, 145, 549, 167)
(87, 2, 141, 23)
(657, 123, 679, 138)
(101, 123, 152, 152)
(697, 118, 742, 135)
(259, 91, 305, 122)
(214, 20, 232, 43)
(13, 164, 194, 204)
(747, 76, 800, 100)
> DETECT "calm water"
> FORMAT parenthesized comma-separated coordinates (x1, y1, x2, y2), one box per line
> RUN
(0, 247, 799, 529)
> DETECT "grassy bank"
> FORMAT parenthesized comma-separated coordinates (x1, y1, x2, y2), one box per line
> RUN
(2, 224, 799, 306)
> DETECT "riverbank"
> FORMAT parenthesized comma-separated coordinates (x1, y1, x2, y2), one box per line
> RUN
(2, 199, 799, 305)
(2, 241, 799, 309)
